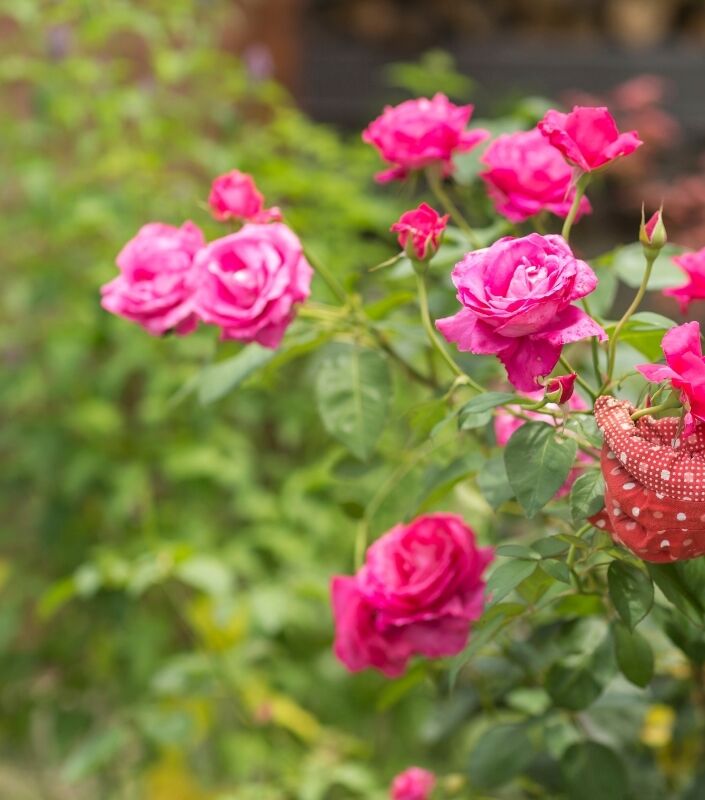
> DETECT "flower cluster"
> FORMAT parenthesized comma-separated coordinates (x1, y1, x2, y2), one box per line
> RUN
(331, 514, 493, 677)
(101, 172, 312, 348)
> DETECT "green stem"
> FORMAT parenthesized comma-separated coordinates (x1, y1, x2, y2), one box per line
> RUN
(426, 167, 481, 248)
(631, 394, 680, 421)
(559, 355, 597, 401)
(600, 251, 658, 393)
(561, 174, 590, 242)
(304, 246, 348, 305)
(415, 271, 483, 391)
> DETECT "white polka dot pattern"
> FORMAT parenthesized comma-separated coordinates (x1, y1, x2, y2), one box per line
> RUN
(590, 396, 705, 563)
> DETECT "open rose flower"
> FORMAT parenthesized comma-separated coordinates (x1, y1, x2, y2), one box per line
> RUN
(538, 106, 642, 172)
(480, 128, 592, 223)
(637, 321, 705, 435)
(663, 248, 705, 312)
(391, 203, 449, 261)
(194, 222, 312, 348)
(362, 93, 489, 183)
(495, 388, 590, 498)
(391, 767, 436, 800)
(101, 221, 204, 335)
(208, 169, 282, 224)
(436, 234, 606, 391)
(331, 514, 493, 677)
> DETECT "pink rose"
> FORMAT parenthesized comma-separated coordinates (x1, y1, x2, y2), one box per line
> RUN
(194, 223, 313, 348)
(100, 221, 204, 335)
(637, 321, 705, 435)
(391, 767, 436, 800)
(208, 170, 282, 224)
(494, 390, 590, 498)
(480, 128, 592, 223)
(331, 513, 493, 677)
(538, 106, 642, 172)
(362, 93, 489, 183)
(390, 203, 449, 261)
(663, 248, 705, 312)
(435, 234, 606, 391)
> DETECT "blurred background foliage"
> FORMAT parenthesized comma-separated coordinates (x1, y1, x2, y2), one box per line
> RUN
(5, 1, 705, 799)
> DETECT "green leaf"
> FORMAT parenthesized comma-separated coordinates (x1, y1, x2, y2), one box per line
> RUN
(486, 559, 537, 605)
(174, 555, 233, 596)
(62, 726, 130, 781)
(417, 453, 483, 510)
(547, 663, 602, 710)
(613, 622, 654, 688)
(458, 392, 515, 430)
(647, 561, 705, 626)
(608, 561, 654, 631)
(589, 263, 618, 317)
(611, 242, 684, 289)
(495, 544, 540, 560)
(477, 454, 514, 509)
(315, 343, 391, 460)
(504, 422, 578, 517)
(467, 724, 535, 789)
(561, 742, 628, 800)
(532, 536, 570, 558)
(541, 559, 572, 584)
(570, 470, 605, 525)
(198, 344, 276, 405)
(603, 312, 676, 361)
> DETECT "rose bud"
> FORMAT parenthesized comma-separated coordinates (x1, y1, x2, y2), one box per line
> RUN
(640, 205, 667, 257)
(543, 372, 577, 404)
(390, 203, 449, 262)
(390, 767, 436, 800)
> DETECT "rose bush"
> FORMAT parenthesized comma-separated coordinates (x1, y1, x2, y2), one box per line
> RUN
(23, 16, 705, 792)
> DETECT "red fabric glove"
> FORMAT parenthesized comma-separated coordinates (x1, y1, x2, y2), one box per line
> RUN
(590, 395, 705, 562)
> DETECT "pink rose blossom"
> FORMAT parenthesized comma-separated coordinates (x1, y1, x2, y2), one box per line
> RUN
(362, 93, 489, 183)
(494, 389, 590, 498)
(538, 106, 642, 172)
(101, 221, 204, 335)
(331, 514, 493, 677)
(194, 223, 312, 348)
(391, 767, 436, 800)
(480, 128, 592, 223)
(637, 321, 705, 435)
(391, 203, 449, 261)
(208, 170, 282, 224)
(435, 234, 606, 392)
(663, 248, 705, 312)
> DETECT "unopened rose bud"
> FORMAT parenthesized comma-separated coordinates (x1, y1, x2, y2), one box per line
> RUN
(640, 205, 667, 256)
(544, 373, 576, 404)
(390, 203, 449, 263)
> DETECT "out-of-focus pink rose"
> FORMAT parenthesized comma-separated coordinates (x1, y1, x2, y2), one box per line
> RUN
(194, 223, 312, 348)
(362, 93, 490, 183)
(101, 221, 204, 335)
(208, 170, 282, 224)
(390, 203, 449, 261)
(331, 514, 493, 677)
(663, 248, 705, 312)
(391, 767, 436, 800)
(494, 390, 590, 498)
(480, 128, 592, 223)
(435, 234, 606, 391)
(637, 321, 705, 435)
(545, 372, 576, 404)
(538, 106, 642, 172)
(612, 75, 668, 111)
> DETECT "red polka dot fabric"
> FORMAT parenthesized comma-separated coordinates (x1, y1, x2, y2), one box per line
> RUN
(590, 395, 705, 563)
